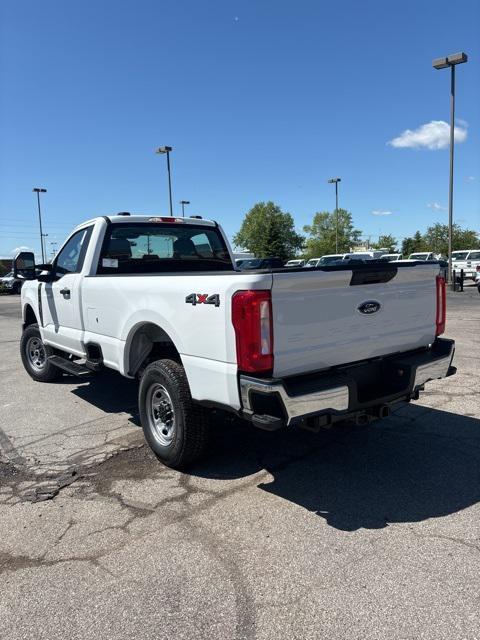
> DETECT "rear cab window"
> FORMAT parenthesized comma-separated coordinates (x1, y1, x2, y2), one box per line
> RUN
(97, 222, 233, 274)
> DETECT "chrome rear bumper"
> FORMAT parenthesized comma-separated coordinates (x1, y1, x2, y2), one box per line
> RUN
(240, 338, 455, 426)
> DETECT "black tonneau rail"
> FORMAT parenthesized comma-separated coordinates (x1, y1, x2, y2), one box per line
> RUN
(239, 260, 445, 275)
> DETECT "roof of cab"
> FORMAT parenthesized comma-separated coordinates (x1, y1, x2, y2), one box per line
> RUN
(72, 214, 216, 232)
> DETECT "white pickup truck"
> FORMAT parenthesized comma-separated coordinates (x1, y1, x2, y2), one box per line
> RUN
(14, 214, 456, 469)
(452, 250, 480, 281)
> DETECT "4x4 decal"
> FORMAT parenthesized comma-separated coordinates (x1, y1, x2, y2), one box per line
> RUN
(185, 293, 220, 307)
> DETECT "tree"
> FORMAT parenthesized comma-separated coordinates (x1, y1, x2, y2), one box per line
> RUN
(402, 231, 426, 256)
(371, 234, 397, 253)
(233, 201, 304, 260)
(423, 223, 479, 257)
(303, 209, 362, 258)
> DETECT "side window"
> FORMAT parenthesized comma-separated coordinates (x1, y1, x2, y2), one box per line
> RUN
(55, 227, 93, 277)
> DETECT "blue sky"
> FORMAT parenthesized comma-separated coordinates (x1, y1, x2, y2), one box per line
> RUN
(1, 0, 479, 258)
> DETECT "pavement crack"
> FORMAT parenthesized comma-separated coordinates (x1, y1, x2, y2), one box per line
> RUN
(409, 529, 480, 553)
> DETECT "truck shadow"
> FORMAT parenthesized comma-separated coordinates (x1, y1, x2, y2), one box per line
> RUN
(194, 404, 480, 531)
(63, 369, 140, 421)
(60, 371, 480, 532)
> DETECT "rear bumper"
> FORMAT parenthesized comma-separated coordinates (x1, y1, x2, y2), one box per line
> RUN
(239, 338, 455, 427)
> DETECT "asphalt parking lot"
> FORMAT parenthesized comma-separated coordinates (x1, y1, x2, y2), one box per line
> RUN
(1, 287, 479, 640)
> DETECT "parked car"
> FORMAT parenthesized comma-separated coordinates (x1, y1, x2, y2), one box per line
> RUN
(306, 254, 374, 268)
(317, 254, 347, 265)
(237, 257, 285, 270)
(451, 249, 480, 281)
(408, 252, 436, 261)
(14, 213, 455, 469)
(343, 252, 374, 261)
(0, 270, 23, 294)
(475, 267, 480, 293)
(284, 259, 305, 267)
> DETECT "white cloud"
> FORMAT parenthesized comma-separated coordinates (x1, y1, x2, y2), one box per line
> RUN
(371, 210, 393, 216)
(388, 120, 467, 150)
(427, 202, 446, 212)
(10, 245, 34, 255)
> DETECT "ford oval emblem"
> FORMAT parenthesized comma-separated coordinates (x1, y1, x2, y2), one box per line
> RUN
(358, 300, 381, 315)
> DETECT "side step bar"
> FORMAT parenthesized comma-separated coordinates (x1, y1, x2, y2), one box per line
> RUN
(48, 355, 92, 377)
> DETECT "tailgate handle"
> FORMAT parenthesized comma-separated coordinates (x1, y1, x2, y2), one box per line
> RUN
(350, 269, 397, 286)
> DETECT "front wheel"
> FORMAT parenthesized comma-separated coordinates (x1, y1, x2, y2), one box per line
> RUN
(138, 359, 208, 469)
(20, 324, 61, 382)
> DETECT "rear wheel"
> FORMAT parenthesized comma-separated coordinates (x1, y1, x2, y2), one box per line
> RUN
(20, 324, 61, 382)
(138, 359, 208, 469)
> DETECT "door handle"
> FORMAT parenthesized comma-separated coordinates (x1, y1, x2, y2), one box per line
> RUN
(60, 288, 70, 297)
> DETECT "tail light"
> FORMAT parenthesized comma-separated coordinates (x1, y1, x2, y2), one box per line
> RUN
(232, 290, 273, 374)
(436, 275, 446, 336)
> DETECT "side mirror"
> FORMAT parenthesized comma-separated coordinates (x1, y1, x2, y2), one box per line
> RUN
(13, 251, 36, 280)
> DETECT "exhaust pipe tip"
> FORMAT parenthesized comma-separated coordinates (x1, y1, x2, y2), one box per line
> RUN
(379, 405, 390, 419)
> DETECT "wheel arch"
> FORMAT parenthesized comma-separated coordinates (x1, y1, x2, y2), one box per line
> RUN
(23, 304, 38, 329)
(124, 321, 181, 377)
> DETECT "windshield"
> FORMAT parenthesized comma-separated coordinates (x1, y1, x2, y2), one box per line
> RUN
(239, 259, 263, 269)
(409, 253, 428, 260)
(469, 251, 480, 260)
(382, 255, 399, 262)
(452, 252, 469, 260)
(344, 253, 372, 260)
(97, 223, 232, 274)
(318, 255, 343, 265)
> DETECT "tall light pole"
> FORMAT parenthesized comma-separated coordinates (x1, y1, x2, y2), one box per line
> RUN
(328, 178, 341, 253)
(155, 146, 173, 216)
(180, 200, 190, 217)
(32, 188, 47, 263)
(432, 52, 468, 283)
(42, 233, 48, 261)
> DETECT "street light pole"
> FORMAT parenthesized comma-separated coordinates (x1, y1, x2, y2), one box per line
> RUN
(328, 178, 341, 253)
(448, 64, 455, 282)
(155, 146, 174, 216)
(42, 234, 48, 261)
(32, 188, 47, 263)
(180, 200, 190, 217)
(432, 52, 468, 283)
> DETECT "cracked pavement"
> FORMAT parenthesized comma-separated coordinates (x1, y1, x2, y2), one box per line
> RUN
(0, 289, 479, 639)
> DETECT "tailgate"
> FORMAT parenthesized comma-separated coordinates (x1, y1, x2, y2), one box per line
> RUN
(271, 263, 440, 378)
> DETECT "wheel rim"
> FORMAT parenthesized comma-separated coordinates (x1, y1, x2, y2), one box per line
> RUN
(146, 383, 176, 447)
(26, 336, 47, 371)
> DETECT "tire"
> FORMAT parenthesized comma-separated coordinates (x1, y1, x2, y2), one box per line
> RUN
(138, 359, 208, 469)
(20, 324, 61, 382)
